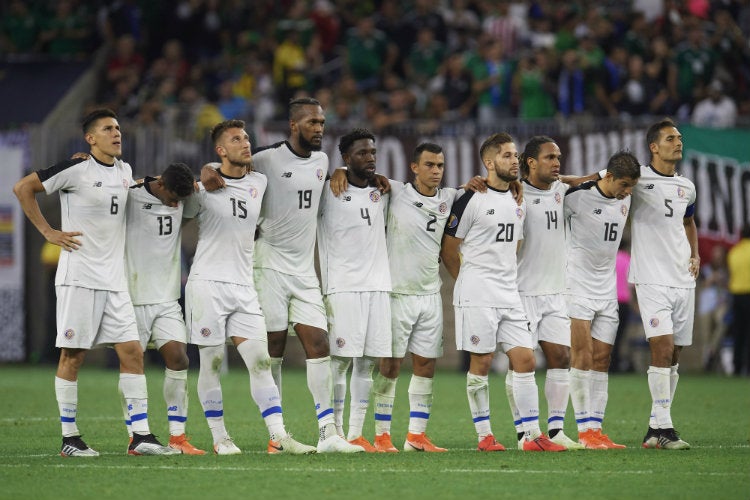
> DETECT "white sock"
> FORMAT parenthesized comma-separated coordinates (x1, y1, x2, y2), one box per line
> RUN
(236, 339, 285, 438)
(55, 377, 79, 437)
(198, 345, 229, 443)
(307, 357, 334, 429)
(647, 366, 673, 429)
(347, 356, 375, 440)
(408, 375, 433, 434)
(119, 373, 150, 435)
(513, 371, 541, 438)
(117, 381, 132, 438)
(569, 368, 591, 433)
(504, 370, 522, 434)
(164, 368, 188, 436)
(373, 373, 397, 435)
(466, 372, 492, 439)
(331, 356, 351, 437)
(649, 364, 680, 428)
(270, 357, 283, 401)
(590, 370, 609, 430)
(544, 369, 569, 433)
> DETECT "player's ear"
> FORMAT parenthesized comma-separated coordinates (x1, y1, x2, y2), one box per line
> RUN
(409, 162, 419, 175)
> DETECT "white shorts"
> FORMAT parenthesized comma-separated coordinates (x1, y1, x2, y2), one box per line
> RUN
(566, 295, 619, 345)
(185, 280, 266, 346)
(521, 294, 571, 347)
(254, 268, 327, 332)
(634, 284, 695, 346)
(325, 291, 392, 358)
(55, 286, 138, 349)
(134, 301, 188, 350)
(390, 293, 443, 359)
(454, 306, 533, 354)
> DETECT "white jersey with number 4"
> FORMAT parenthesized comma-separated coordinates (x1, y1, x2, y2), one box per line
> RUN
(628, 165, 697, 288)
(183, 171, 267, 286)
(252, 141, 328, 277)
(318, 181, 391, 294)
(444, 188, 526, 308)
(387, 181, 458, 295)
(517, 180, 568, 296)
(37, 156, 133, 291)
(125, 177, 184, 305)
(564, 181, 630, 300)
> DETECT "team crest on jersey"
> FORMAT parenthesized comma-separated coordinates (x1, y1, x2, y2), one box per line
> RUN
(336, 337, 346, 348)
(248, 187, 259, 198)
(554, 192, 562, 204)
(439, 202, 448, 214)
(122, 179, 129, 188)
(470, 335, 480, 345)
(447, 214, 458, 229)
(64, 329, 75, 340)
(200, 327, 212, 338)
(621, 204, 628, 216)
(677, 187, 685, 198)
(369, 190, 381, 202)
(316, 168, 325, 181)
(515, 207, 523, 219)
(649, 318, 659, 328)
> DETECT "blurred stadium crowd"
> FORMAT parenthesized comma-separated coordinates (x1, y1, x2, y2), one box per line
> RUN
(2, 0, 749, 134)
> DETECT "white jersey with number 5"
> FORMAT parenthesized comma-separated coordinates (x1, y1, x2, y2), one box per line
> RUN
(444, 188, 525, 307)
(252, 141, 328, 277)
(37, 156, 133, 291)
(628, 165, 697, 288)
(183, 171, 267, 286)
(387, 181, 458, 295)
(318, 181, 391, 294)
(564, 181, 630, 299)
(125, 177, 184, 305)
(517, 180, 568, 296)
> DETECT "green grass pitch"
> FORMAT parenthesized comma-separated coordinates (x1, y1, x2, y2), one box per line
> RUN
(0, 364, 748, 500)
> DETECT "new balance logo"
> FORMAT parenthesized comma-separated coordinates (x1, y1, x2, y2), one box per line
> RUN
(142, 203, 152, 209)
(486, 209, 495, 215)
(342, 196, 352, 201)
(593, 209, 602, 214)
(414, 202, 423, 207)
(532, 198, 541, 204)
(645, 184, 655, 189)
(281, 172, 292, 178)
(92, 181, 102, 187)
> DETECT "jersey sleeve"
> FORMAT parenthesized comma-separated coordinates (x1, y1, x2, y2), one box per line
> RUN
(182, 187, 203, 219)
(37, 158, 86, 194)
(444, 190, 476, 238)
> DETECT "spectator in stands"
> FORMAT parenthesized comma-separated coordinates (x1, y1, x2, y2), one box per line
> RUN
(441, 0, 481, 53)
(692, 80, 738, 129)
(512, 48, 556, 120)
(467, 37, 513, 124)
(406, 27, 445, 88)
(309, 0, 341, 62)
(434, 50, 474, 121)
(38, 0, 93, 58)
(480, 0, 520, 56)
(216, 79, 249, 121)
(556, 49, 588, 118)
(106, 34, 145, 87)
(0, 0, 41, 54)
(273, 29, 309, 105)
(346, 16, 395, 92)
(595, 45, 628, 117)
(670, 21, 716, 112)
(727, 224, 750, 376)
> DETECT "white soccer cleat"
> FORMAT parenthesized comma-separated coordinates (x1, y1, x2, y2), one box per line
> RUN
(60, 436, 99, 457)
(128, 433, 180, 455)
(317, 433, 365, 453)
(268, 433, 317, 455)
(550, 431, 586, 450)
(214, 436, 242, 455)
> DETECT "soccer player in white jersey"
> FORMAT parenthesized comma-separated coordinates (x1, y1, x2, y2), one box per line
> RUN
(124, 162, 205, 454)
(441, 132, 566, 452)
(564, 151, 640, 450)
(370, 143, 453, 453)
(512, 136, 584, 451)
(318, 129, 391, 452)
(184, 119, 315, 456)
(13, 108, 176, 456)
(631, 119, 698, 450)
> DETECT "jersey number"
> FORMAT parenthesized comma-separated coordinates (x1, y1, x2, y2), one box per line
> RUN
(604, 222, 618, 241)
(298, 189, 312, 209)
(157, 215, 173, 236)
(230, 198, 247, 219)
(664, 199, 674, 218)
(110, 195, 118, 215)
(360, 208, 371, 226)
(426, 214, 437, 232)
(496, 223, 515, 242)
(545, 210, 558, 230)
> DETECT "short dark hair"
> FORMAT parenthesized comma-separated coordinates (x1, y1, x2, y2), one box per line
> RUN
(210, 119, 245, 144)
(414, 142, 443, 163)
(479, 132, 513, 162)
(289, 97, 321, 120)
(646, 117, 677, 154)
(519, 135, 556, 177)
(606, 150, 641, 179)
(82, 108, 117, 134)
(338, 128, 375, 157)
(160, 162, 195, 198)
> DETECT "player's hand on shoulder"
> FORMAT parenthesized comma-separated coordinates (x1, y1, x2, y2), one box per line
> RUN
(70, 152, 89, 160)
(509, 179, 524, 205)
(373, 174, 390, 194)
(46, 229, 83, 252)
(200, 162, 224, 191)
(462, 176, 488, 193)
(330, 167, 348, 196)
